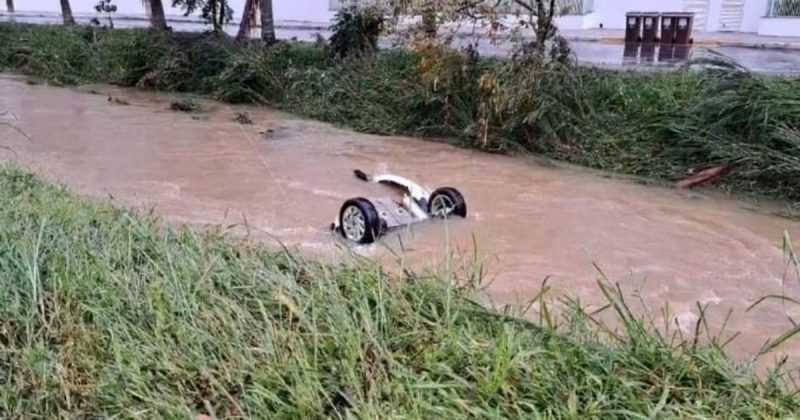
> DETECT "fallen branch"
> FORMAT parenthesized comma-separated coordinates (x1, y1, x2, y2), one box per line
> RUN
(676, 164, 733, 189)
(0, 110, 32, 142)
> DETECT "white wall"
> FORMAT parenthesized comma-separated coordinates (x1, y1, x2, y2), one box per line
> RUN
(705, 0, 722, 32)
(591, 0, 770, 33)
(740, 0, 768, 32)
(556, 12, 600, 29)
(759, 16, 800, 36)
(275, 0, 333, 22)
(592, 0, 684, 29)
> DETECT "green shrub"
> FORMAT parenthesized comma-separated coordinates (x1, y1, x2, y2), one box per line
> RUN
(94, 29, 165, 86)
(212, 45, 276, 103)
(4, 25, 94, 84)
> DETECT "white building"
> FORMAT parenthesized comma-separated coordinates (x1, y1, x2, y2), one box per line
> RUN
(556, 0, 800, 36)
(7, 0, 800, 37)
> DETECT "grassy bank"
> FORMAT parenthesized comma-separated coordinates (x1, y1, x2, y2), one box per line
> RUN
(0, 24, 798, 207)
(0, 165, 799, 417)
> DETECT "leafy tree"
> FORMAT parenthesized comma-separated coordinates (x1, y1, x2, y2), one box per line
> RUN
(390, 0, 575, 60)
(94, 0, 118, 28)
(172, 0, 233, 32)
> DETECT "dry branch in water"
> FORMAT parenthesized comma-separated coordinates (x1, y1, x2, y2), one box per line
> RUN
(0, 110, 31, 159)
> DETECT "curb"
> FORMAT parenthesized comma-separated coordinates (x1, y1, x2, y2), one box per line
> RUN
(552, 35, 800, 51)
(441, 28, 800, 51)
(275, 24, 329, 31)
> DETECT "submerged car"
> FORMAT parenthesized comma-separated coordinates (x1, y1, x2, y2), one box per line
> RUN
(332, 170, 467, 244)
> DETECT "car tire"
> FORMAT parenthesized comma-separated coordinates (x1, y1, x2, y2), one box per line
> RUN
(428, 187, 467, 218)
(339, 197, 382, 244)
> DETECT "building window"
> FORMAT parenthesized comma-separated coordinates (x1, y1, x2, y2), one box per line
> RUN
(767, 0, 800, 17)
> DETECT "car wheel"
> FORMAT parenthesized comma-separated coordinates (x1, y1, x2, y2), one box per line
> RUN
(428, 187, 467, 218)
(339, 198, 382, 244)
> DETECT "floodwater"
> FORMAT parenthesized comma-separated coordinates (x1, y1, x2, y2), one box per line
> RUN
(1, 76, 800, 365)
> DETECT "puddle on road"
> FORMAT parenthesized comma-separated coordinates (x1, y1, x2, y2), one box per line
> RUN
(1, 75, 799, 364)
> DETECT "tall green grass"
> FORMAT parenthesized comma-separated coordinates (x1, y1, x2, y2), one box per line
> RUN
(0, 24, 798, 206)
(1, 166, 799, 417)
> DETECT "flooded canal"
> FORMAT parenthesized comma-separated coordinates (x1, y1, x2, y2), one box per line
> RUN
(1, 75, 799, 364)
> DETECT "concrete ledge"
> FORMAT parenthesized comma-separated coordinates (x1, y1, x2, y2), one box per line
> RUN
(758, 17, 800, 37)
(555, 12, 600, 30)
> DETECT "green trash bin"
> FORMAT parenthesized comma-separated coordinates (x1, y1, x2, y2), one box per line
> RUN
(660, 14, 677, 44)
(642, 12, 660, 43)
(625, 12, 642, 43)
(673, 12, 695, 45)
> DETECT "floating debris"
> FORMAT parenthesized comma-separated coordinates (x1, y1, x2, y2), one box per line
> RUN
(169, 98, 200, 112)
(260, 128, 276, 139)
(108, 96, 130, 105)
(234, 112, 253, 125)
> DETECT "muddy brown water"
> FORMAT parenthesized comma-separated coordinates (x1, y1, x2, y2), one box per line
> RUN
(2, 75, 800, 366)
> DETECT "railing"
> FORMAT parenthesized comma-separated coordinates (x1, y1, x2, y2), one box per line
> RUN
(496, 0, 595, 15)
(329, 0, 595, 15)
(767, 0, 800, 17)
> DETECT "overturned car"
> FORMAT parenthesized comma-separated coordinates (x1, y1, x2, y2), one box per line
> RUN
(331, 170, 467, 244)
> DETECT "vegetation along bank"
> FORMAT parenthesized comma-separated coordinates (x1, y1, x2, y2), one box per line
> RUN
(1, 166, 799, 417)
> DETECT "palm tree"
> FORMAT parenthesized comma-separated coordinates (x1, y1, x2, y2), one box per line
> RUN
(143, 0, 168, 30)
(422, 0, 436, 38)
(5, 0, 14, 13)
(235, 0, 275, 44)
(236, 0, 257, 42)
(60, 0, 75, 25)
(260, 0, 275, 44)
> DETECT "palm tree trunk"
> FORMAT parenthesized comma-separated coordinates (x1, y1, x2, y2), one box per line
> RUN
(209, 0, 219, 32)
(147, 0, 168, 30)
(5, 0, 14, 13)
(60, 0, 75, 26)
(218, 0, 227, 31)
(259, 0, 275, 44)
(422, 0, 436, 38)
(236, 0, 257, 42)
